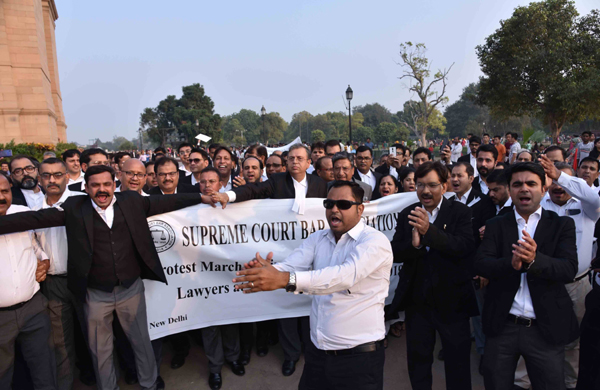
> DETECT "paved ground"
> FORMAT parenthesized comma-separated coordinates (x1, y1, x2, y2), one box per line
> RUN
(73, 332, 485, 390)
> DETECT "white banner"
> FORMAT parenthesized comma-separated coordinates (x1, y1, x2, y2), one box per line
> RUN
(265, 136, 302, 155)
(144, 192, 418, 339)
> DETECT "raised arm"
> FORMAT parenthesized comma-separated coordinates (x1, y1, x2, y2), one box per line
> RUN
(555, 172, 600, 222)
(0, 208, 65, 235)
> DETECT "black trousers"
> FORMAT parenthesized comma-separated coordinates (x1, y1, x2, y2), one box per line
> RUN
(278, 316, 310, 361)
(577, 286, 600, 390)
(299, 339, 384, 390)
(483, 321, 564, 390)
(405, 305, 472, 390)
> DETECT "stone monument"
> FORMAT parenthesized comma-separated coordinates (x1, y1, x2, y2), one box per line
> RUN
(0, 0, 67, 144)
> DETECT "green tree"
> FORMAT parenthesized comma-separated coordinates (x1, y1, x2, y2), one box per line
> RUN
(397, 42, 453, 145)
(398, 100, 447, 140)
(353, 126, 374, 143)
(353, 103, 393, 128)
(373, 122, 398, 144)
(311, 130, 326, 142)
(476, 0, 600, 142)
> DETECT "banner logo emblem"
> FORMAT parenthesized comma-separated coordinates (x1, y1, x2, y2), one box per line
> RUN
(149, 220, 176, 253)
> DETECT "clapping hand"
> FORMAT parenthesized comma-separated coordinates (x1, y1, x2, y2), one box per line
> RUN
(233, 252, 289, 293)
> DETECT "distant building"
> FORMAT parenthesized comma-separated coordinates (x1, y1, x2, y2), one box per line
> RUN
(0, 0, 67, 144)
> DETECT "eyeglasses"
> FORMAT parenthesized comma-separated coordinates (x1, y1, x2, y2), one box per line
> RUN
(123, 171, 146, 179)
(40, 172, 66, 180)
(189, 158, 204, 164)
(356, 156, 372, 161)
(416, 182, 443, 190)
(287, 157, 306, 162)
(12, 166, 36, 176)
(157, 172, 178, 179)
(323, 199, 362, 210)
(266, 163, 282, 168)
(90, 161, 110, 166)
(334, 166, 352, 172)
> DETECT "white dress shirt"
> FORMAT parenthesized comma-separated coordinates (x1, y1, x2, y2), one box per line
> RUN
(68, 172, 84, 185)
(469, 154, 479, 177)
(274, 221, 393, 350)
(454, 188, 472, 205)
(509, 206, 542, 319)
(478, 177, 489, 195)
(22, 188, 44, 210)
(450, 144, 462, 162)
(358, 170, 377, 191)
(542, 172, 600, 276)
(220, 177, 233, 193)
(389, 166, 398, 179)
(91, 196, 117, 229)
(509, 142, 521, 163)
(178, 162, 192, 176)
(191, 174, 198, 186)
(36, 189, 86, 275)
(0, 205, 48, 307)
(114, 186, 149, 196)
(226, 174, 308, 214)
(306, 165, 315, 174)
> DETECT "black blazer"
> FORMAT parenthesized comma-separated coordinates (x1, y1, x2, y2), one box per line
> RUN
(374, 164, 390, 176)
(388, 198, 478, 321)
(448, 189, 496, 247)
(457, 154, 474, 164)
(10, 186, 45, 207)
(147, 182, 199, 195)
(353, 169, 383, 200)
(68, 181, 86, 193)
(0, 191, 204, 302)
(475, 209, 579, 345)
(232, 172, 327, 201)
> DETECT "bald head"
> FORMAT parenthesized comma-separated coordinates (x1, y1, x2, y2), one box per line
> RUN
(119, 158, 147, 193)
(0, 174, 12, 215)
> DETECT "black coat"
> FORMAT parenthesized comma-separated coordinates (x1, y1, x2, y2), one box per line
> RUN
(448, 189, 496, 247)
(388, 198, 478, 321)
(475, 209, 579, 345)
(147, 182, 199, 195)
(232, 172, 327, 200)
(457, 154, 474, 164)
(353, 169, 383, 200)
(10, 187, 28, 207)
(0, 191, 204, 302)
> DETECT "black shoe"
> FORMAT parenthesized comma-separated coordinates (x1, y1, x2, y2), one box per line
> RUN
(170, 354, 186, 369)
(208, 373, 222, 390)
(227, 360, 245, 376)
(156, 376, 165, 390)
(256, 344, 269, 357)
(282, 360, 298, 376)
(437, 348, 444, 361)
(240, 349, 251, 365)
(124, 369, 138, 385)
(479, 355, 484, 376)
(79, 370, 96, 386)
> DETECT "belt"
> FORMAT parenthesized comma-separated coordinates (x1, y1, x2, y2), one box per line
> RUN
(507, 314, 536, 327)
(323, 340, 384, 356)
(569, 270, 591, 283)
(0, 291, 39, 312)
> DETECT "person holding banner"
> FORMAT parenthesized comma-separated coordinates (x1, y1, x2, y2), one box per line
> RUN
(232, 180, 393, 390)
(211, 144, 327, 377)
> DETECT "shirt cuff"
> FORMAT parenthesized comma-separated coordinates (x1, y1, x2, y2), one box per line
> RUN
(295, 271, 311, 293)
(226, 190, 236, 203)
(556, 171, 569, 186)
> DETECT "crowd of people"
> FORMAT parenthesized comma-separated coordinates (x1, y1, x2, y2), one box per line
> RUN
(0, 130, 599, 390)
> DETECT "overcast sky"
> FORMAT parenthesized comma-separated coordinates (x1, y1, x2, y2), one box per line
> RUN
(55, 0, 597, 144)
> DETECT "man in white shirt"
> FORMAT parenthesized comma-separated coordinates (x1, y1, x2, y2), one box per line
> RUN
(36, 158, 90, 389)
(177, 142, 193, 176)
(62, 149, 84, 186)
(116, 158, 149, 196)
(577, 131, 594, 161)
(476, 162, 579, 390)
(213, 146, 237, 193)
(9, 155, 45, 209)
(507, 132, 521, 164)
(450, 137, 463, 163)
(354, 146, 380, 196)
(232, 181, 392, 390)
(0, 173, 57, 389)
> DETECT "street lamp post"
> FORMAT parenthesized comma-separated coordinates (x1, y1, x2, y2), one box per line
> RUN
(346, 85, 353, 145)
(261, 105, 267, 146)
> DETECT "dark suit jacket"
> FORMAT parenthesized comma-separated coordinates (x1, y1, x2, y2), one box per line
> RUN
(232, 172, 327, 201)
(457, 154, 475, 164)
(11, 186, 45, 207)
(388, 198, 478, 321)
(147, 182, 199, 195)
(475, 209, 579, 345)
(0, 191, 204, 301)
(180, 172, 194, 185)
(68, 181, 86, 193)
(374, 164, 390, 176)
(353, 169, 383, 200)
(449, 189, 496, 247)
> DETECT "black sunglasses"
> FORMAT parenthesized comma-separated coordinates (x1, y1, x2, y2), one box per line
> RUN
(323, 199, 362, 210)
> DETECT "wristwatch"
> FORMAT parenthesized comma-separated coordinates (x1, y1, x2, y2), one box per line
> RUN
(285, 272, 297, 293)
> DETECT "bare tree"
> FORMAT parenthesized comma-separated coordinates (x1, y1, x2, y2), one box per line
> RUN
(398, 42, 453, 145)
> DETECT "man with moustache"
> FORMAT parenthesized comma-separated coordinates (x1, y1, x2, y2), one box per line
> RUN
(353, 146, 382, 200)
(9, 155, 45, 209)
(68, 148, 110, 192)
(148, 157, 199, 195)
(0, 173, 57, 390)
(245, 145, 269, 181)
(388, 161, 477, 390)
(331, 153, 372, 201)
(450, 137, 463, 163)
(576, 157, 599, 189)
(476, 162, 578, 390)
(411, 148, 433, 170)
(232, 181, 393, 390)
(35, 158, 91, 389)
(240, 156, 263, 184)
(265, 154, 286, 179)
(180, 148, 210, 186)
(117, 159, 149, 195)
(472, 144, 498, 195)
(544, 145, 567, 163)
(198, 166, 245, 389)
(0, 165, 214, 390)
(211, 144, 327, 376)
(62, 149, 83, 186)
(315, 156, 334, 183)
(213, 146, 238, 192)
(144, 161, 158, 193)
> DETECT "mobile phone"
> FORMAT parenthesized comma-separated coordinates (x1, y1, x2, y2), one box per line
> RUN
(389, 147, 397, 157)
(0, 150, 12, 158)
